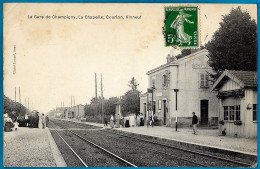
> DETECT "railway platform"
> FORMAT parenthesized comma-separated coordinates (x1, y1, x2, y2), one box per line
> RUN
(64, 119, 257, 156)
(4, 127, 67, 167)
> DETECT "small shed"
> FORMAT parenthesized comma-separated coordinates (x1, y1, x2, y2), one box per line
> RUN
(211, 70, 258, 138)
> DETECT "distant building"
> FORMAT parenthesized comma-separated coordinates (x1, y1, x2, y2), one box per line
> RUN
(140, 49, 218, 127)
(65, 104, 85, 120)
(211, 70, 258, 138)
(53, 107, 69, 118)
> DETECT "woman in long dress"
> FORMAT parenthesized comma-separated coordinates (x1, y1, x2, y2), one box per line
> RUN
(170, 9, 194, 45)
(38, 113, 42, 129)
(110, 115, 114, 128)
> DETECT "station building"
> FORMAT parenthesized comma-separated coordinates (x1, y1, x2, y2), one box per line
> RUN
(211, 70, 258, 138)
(65, 104, 85, 120)
(53, 107, 69, 118)
(140, 49, 218, 127)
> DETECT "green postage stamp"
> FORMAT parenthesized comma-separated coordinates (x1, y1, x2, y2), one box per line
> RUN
(164, 7, 198, 48)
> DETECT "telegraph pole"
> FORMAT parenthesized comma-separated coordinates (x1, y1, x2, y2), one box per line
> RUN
(101, 74, 104, 123)
(15, 87, 16, 102)
(73, 96, 75, 106)
(28, 98, 30, 112)
(19, 87, 21, 103)
(95, 73, 98, 99)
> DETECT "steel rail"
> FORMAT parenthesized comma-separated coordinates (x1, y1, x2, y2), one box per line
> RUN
(54, 130, 89, 167)
(70, 130, 138, 167)
(105, 129, 252, 167)
(140, 143, 209, 167)
(51, 121, 137, 167)
(101, 130, 208, 167)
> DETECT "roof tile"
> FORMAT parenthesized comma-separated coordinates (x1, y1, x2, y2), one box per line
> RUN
(228, 70, 258, 87)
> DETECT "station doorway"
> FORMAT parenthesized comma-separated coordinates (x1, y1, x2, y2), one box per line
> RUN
(200, 100, 208, 125)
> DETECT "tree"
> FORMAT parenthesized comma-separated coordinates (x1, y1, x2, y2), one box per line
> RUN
(104, 97, 119, 116)
(121, 90, 140, 117)
(84, 97, 101, 117)
(4, 95, 28, 121)
(122, 77, 140, 116)
(128, 77, 139, 91)
(205, 7, 257, 72)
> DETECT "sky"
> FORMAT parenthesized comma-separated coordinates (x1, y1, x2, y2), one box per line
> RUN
(3, 3, 257, 113)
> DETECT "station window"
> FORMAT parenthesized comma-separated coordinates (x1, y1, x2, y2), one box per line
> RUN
(224, 106, 228, 120)
(224, 105, 240, 121)
(253, 104, 258, 121)
(151, 77, 155, 88)
(229, 106, 235, 120)
(200, 74, 209, 88)
(162, 75, 167, 87)
(158, 100, 162, 110)
(235, 105, 240, 120)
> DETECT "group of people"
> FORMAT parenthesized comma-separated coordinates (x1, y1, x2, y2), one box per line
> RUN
(144, 112, 199, 135)
(15, 112, 49, 129)
(38, 113, 49, 129)
(104, 115, 124, 128)
(102, 112, 199, 135)
(104, 115, 116, 128)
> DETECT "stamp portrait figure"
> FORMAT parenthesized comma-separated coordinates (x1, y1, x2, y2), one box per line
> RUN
(170, 9, 194, 45)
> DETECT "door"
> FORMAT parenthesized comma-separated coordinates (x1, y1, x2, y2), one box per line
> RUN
(200, 100, 209, 125)
(163, 100, 167, 125)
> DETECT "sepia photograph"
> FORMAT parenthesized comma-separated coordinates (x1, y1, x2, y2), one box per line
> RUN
(3, 3, 258, 167)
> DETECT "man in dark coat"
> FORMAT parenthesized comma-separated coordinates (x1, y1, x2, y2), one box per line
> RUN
(46, 115, 49, 127)
(192, 112, 198, 134)
(35, 112, 39, 128)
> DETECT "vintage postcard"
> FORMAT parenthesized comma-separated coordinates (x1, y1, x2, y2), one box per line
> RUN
(3, 3, 258, 167)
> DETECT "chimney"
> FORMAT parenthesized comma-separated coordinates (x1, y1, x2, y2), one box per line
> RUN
(167, 54, 171, 63)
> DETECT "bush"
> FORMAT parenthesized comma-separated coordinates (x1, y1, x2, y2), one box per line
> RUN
(4, 121, 14, 132)
(234, 120, 242, 126)
(219, 120, 225, 125)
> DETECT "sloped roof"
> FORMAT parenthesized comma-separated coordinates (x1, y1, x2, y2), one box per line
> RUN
(228, 70, 258, 87)
(211, 70, 258, 91)
(146, 49, 208, 75)
(114, 100, 123, 105)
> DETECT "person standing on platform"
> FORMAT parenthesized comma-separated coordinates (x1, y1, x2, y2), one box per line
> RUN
(25, 114, 29, 127)
(110, 115, 114, 128)
(41, 114, 46, 129)
(14, 120, 19, 131)
(104, 117, 108, 126)
(192, 112, 198, 134)
(45, 115, 49, 128)
(36, 112, 40, 128)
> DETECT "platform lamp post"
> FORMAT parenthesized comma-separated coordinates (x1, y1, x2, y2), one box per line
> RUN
(147, 85, 156, 121)
(174, 89, 179, 131)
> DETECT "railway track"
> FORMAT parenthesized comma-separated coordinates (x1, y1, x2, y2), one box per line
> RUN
(49, 121, 137, 167)
(49, 119, 255, 167)
(69, 130, 137, 167)
(54, 130, 89, 167)
(102, 129, 254, 167)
